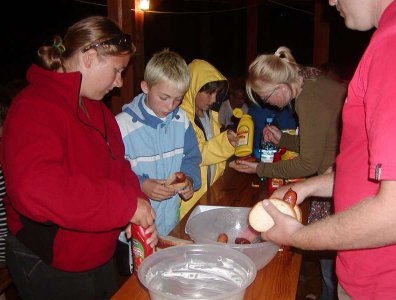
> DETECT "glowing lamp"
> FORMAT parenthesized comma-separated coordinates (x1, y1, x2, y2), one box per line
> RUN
(139, 0, 149, 10)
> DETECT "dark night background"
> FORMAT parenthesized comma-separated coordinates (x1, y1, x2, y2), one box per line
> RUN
(0, 0, 373, 87)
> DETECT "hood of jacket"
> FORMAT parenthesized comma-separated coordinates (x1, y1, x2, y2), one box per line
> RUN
(122, 92, 180, 129)
(180, 59, 227, 121)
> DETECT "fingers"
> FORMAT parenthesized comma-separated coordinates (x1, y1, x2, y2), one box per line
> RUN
(150, 206, 156, 220)
(263, 126, 278, 142)
(267, 125, 278, 134)
(227, 130, 238, 146)
(227, 130, 237, 138)
(151, 184, 176, 200)
(125, 223, 132, 239)
(262, 199, 277, 215)
(270, 186, 288, 199)
(178, 186, 193, 200)
(232, 161, 257, 174)
(145, 224, 158, 248)
(132, 198, 155, 228)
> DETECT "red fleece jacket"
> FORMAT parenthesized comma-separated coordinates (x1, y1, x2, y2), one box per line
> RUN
(0, 65, 146, 271)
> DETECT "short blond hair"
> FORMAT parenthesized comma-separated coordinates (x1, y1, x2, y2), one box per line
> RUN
(144, 49, 190, 94)
(246, 46, 300, 105)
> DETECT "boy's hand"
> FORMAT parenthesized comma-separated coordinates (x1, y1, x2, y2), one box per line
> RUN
(141, 178, 176, 201)
(227, 130, 238, 147)
(178, 176, 194, 201)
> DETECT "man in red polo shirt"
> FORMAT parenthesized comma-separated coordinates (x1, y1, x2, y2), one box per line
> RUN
(260, 0, 396, 299)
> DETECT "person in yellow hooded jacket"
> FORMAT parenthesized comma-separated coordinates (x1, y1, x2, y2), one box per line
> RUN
(179, 59, 237, 219)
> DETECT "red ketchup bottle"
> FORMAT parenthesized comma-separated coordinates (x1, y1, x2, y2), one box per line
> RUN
(130, 224, 154, 273)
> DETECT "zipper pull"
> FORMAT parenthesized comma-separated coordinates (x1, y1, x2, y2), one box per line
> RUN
(106, 141, 115, 160)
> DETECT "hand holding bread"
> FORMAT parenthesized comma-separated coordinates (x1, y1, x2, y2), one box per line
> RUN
(164, 172, 188, 190)
(249, 188, 302, 232)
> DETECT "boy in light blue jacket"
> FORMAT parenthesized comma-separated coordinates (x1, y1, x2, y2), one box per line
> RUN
(116, 49, 201, 236)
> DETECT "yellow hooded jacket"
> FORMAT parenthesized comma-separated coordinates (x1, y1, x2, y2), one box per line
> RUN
(179, 59, 235, 219)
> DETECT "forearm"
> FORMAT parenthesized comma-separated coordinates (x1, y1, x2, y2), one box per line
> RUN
(256, 154, 322, 179)
(297, 172, 334, 199)
(291, 181, 396, 250)
(199, 131, 234, 166)
(278, 133, 299, 152)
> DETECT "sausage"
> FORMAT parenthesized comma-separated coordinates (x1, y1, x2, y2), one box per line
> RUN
(235, 237, 251, 244)
(217, 233, 228, 243)
(283, 188, 297, 207)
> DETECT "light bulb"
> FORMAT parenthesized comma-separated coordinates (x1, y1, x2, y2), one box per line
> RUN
(139, 0, 149, 10)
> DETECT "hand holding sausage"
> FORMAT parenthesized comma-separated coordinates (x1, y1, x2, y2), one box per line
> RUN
(141, 178, 176, 201)
(165, 172, 188, 190)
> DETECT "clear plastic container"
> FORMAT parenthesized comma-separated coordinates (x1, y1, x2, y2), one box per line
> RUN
(185, 207, 280, 270)
(138, 244, 256, 300)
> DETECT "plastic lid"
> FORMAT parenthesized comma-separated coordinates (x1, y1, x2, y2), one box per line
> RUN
(233, 107, 243, 118)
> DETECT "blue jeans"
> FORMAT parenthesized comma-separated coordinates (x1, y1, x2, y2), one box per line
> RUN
(320, 258, 337, 300)
(6, 234, 118, 300)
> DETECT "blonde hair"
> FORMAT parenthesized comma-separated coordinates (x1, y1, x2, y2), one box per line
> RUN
(246, 46, 301, 105)
(144, 49, 190, 94)
(37, 16, 135, 71)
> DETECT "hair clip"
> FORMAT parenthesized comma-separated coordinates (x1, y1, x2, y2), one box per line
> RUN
(52, 38, 66, 54)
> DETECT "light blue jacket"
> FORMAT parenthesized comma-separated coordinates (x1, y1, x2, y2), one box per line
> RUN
(116, 93, 202, 235)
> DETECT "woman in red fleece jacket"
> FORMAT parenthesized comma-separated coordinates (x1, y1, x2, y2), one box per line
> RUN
(0, 16, 157, 299)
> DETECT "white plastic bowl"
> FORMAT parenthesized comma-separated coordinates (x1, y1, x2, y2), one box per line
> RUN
(138, 244, 256, 300)
(185, 207, 280, 270)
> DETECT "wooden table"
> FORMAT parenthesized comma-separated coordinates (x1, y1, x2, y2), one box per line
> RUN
(112, 166, 303, 300)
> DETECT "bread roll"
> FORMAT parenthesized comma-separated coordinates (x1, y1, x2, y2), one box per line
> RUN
(156, 235, 193, 250)
(165, 172, 188, 190)
(249, 199, 297, 232)
(294, 205, 302, 223)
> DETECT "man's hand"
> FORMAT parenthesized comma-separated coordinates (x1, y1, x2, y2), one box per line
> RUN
(130, 197, 156, 228)
(270, 184, 307, 205)
(260, 200, 303, 246)
(141, 178, 176, 201)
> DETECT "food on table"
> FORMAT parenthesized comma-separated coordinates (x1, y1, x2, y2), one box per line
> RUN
(156, 235, 193, 250)
(217, 233, 229, 243)
(235, 237, 251, 244)
(164, 172, 188, 190)
(249, 188, 302, 232)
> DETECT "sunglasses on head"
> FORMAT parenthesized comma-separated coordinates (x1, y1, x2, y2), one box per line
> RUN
(81, 34, 133, 53)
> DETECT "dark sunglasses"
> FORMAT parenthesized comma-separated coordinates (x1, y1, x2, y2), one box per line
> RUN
(81, 34, 133, 53)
